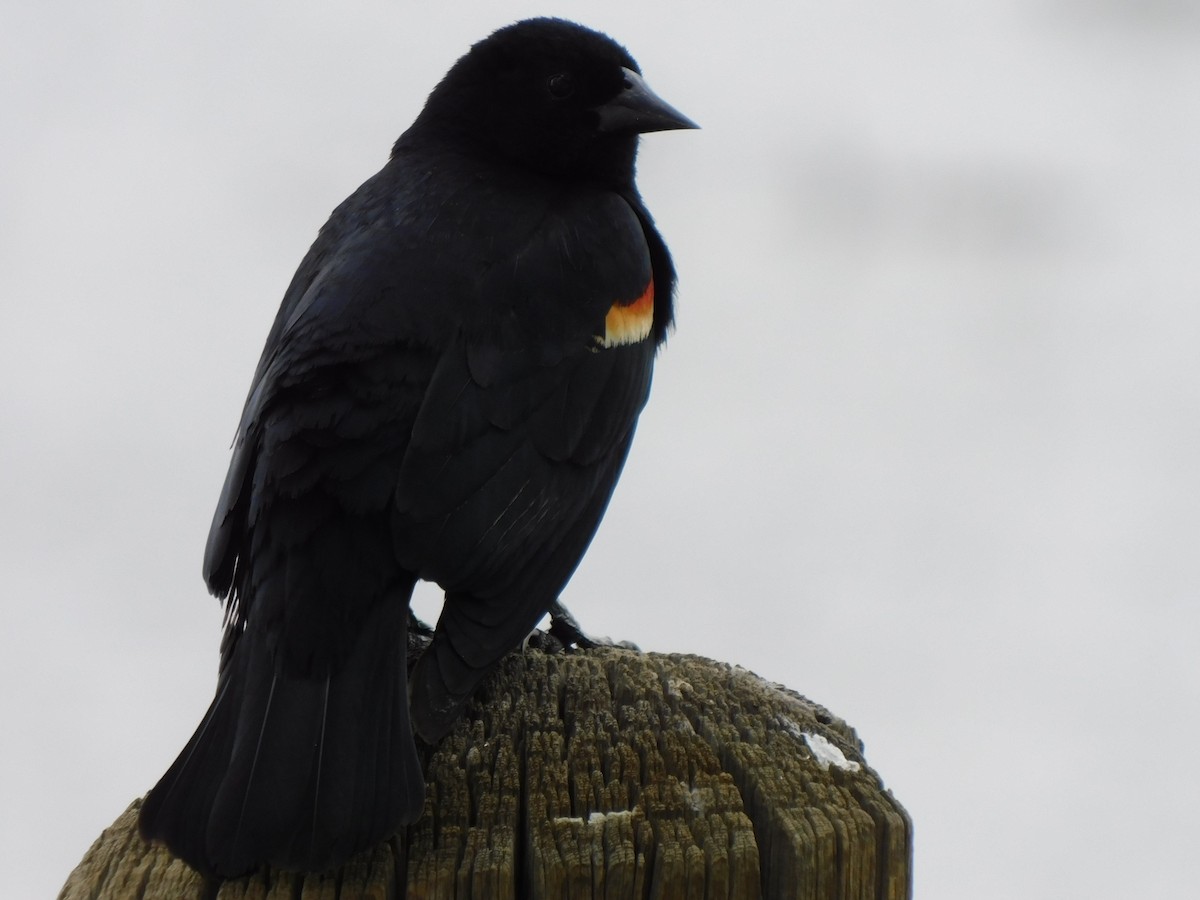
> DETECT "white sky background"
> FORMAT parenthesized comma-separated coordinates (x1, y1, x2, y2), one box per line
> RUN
(3, 1, 1198, 897)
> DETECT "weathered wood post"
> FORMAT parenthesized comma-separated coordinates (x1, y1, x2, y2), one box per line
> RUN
(60, 648, 911, 899)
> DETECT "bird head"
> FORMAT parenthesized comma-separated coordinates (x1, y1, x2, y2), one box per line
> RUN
(411, 18, 697, 185)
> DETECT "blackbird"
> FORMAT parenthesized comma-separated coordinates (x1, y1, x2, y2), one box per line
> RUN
(139, 17, 695, 878)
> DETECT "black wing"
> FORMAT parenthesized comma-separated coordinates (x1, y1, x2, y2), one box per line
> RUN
(202, 166, 444, 669)
(393, 184, 673, 739)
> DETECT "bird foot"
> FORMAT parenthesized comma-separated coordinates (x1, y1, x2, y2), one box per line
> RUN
(527, 600, 639, 653)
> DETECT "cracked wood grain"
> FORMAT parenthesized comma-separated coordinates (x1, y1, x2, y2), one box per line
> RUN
(60, 649, 911, 900)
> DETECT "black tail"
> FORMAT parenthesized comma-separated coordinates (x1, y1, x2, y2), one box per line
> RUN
(139, 599, 424, 879)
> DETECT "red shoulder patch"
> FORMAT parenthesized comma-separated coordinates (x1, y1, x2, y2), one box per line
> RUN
(599, 279, 654, 348)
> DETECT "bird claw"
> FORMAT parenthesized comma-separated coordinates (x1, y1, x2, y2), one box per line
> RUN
(541, 600, 640, 653)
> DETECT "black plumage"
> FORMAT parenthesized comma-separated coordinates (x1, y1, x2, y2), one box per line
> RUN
(138, 17, 694, 879)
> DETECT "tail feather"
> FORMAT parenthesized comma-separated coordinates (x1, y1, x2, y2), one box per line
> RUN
(139, 598, 424, 878)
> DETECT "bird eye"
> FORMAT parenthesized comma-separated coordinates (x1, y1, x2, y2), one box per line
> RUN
(547, 72, 575, 99)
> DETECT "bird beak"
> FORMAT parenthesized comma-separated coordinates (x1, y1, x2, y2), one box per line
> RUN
(596, 67, 699, 135)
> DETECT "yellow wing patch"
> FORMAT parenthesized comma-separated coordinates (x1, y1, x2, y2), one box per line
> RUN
(599, 279, 654, 348)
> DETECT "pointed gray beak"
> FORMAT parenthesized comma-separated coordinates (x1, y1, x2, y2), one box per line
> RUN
(596, 67, 699, 135)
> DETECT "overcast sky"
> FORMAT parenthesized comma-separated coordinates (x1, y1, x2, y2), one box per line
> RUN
(4, 2, 1199, 897)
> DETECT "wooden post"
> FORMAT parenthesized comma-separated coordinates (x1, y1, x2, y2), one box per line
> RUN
(60, 648, 911, 899)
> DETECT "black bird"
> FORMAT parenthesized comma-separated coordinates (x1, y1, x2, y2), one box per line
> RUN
(138, 17, 695, 879)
